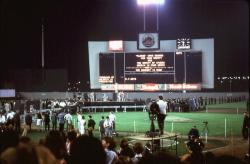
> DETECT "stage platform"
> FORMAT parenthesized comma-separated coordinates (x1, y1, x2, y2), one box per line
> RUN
(81, 101, 146, 112)
(127, 132, 179, 154)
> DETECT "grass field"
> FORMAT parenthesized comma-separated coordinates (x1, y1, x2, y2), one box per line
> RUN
(68, 101, 247, 137)
(206, 101, 247, 109)
(26, 101, 247, 156)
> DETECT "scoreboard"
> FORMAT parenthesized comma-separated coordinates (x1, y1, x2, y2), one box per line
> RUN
(99, 51, 202, 85)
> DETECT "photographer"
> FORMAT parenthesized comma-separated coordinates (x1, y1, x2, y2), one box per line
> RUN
(186, 135, 204, 154)
(188, 126, 200, 140)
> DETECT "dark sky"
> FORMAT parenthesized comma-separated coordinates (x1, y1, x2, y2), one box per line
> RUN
(0, 0, 249, 87)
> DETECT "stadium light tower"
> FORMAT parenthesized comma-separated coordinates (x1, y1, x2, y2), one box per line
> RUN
(137, 0, 165, 31)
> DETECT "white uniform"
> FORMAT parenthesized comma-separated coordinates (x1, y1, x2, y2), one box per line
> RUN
(79, 118, 86, 135)
(7, 111, 15, 120)
(0, 115, 6, 124)
(4, 103, 10, 113)
(64, 113, 73, 124)
(157, 100, 167, 115)
(104, 119, 113, 137)
(109, 113, 116, 123)
(77, 114, 82, 129)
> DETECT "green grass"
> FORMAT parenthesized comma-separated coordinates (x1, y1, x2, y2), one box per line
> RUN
(72, 112, 243, 137)
(25, 101, 247, 156)
(68, 101, 247, 137)
(28, 101, 246, 139)
(206, 101, 247, 109)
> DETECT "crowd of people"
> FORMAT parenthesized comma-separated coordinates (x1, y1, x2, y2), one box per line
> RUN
(0, 104, 118, 139)
(0, 95, 249, 163)
(0, 95, 247, 114)
(0, 123, 248, 164)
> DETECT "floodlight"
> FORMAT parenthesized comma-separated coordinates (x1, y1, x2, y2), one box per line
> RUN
(137, 0, 165, 5)
(109, 40, 123, 51)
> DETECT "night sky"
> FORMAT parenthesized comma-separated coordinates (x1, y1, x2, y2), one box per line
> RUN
(0, 0, 249, 90)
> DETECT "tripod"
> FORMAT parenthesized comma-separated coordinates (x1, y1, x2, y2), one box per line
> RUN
(202, 122, 209, 134)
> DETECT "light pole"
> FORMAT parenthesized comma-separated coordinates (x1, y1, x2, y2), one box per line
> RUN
(229, 79, 232, 92)
(137, 0, 165, 31)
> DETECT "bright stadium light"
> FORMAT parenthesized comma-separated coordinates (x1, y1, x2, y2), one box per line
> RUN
(137, 0, 165, 5)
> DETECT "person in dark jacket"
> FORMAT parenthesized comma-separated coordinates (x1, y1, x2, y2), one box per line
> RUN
(51, 112, 58, 130)
(242, 112, 249, 139)
(188, 126, 200, 140)
(87, 115, 96, 137)
(25, 111, 32, 131)
(44, 112, 50, 131)
(13, 110, 21, 134)
(119, 138, 135, 159)
(57, 111, 65, 132)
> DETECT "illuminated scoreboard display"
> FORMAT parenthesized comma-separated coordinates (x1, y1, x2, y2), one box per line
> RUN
(99, 51, 202, 86)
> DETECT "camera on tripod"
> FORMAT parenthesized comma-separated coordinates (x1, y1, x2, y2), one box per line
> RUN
(148, 101, 159, 120)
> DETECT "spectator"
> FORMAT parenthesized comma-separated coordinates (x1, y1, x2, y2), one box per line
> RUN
(0, 143, 57, 164)
(66, 130, 77, 155)
(104, 116, 113, 137)
(51, 112, 57, 130)
(131, 142, 144, 163)
(44, 112, 50, 132)
(99, 116, 105, 138)
(13, 110, 21, 134)
(119, 138, 135, 159)
(69, 135, 106, 164)
(36, 112, 43, 131)
(109, 111, 116, 131)
(64, 111, 73, 132)
(57, 110, 65, 132)
(79, 115, 86, 135)
(0, 126, 19, 154)
(138, 151, 180, 164)
(77, 111, 82, 130)
(142, 142, 152, 157)
(6, 110, 15, 126)
(101, 137, 118, 164)
(242, 112, 249, 140)
(0, 112, 6, 125)
(43, 130, 67, 163)
(180, 153, 204, 164)
(87, 115, 96, 137)
(25, 111, 32, 131)
(19, 136, 31, 146)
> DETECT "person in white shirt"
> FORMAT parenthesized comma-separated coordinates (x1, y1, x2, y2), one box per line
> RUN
(89, 92, 95, 102)
(77, 112, 82, 130)
(117, 92, 121, 102)
(109, 111, 116, 131)
(103, 93, 108, 102)
(0, 112, 6, 124)
(7, 111, 15, 121)
(79, 115, 86, 135)
(104, 116, 113, 137)
(120, 92, 125, 102)
(156, 95, 168, 135)
(64, 111, 73, 131)
(4, 102, 10, 113)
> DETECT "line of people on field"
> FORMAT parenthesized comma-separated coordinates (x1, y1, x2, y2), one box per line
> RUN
(99, 111, 116, 138)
